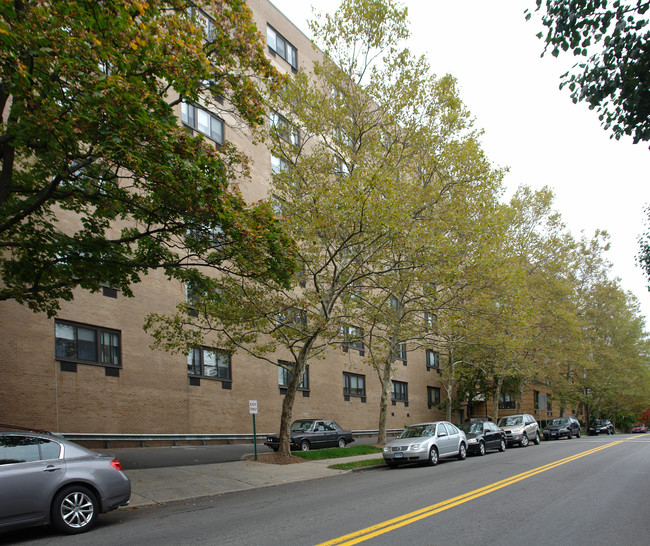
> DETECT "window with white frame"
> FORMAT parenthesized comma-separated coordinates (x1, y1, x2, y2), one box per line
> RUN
(271, 154, 288, 174)
(266, 25, 297, 70)
(181, 102, 224, 145)
(270, 111, 300, 145)
(426, 349, 439, 370)
(188, 346, 231, 381)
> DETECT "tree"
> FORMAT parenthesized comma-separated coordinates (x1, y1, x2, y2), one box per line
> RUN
(527, 1, 650, 145)
(0, 0, 295, 317)
(147, 0, 427, 458)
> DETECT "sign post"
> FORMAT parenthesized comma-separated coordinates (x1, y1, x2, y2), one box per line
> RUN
(249, 400, 258, 460)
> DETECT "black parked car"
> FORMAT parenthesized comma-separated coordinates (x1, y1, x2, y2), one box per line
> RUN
(265, 419, 354, 451)
(458, 421, 507, 455)
(588, 419, 615, 435)
(543, 416, 581, 440)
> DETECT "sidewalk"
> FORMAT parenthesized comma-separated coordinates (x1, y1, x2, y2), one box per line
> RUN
(124, 454, 382, 508)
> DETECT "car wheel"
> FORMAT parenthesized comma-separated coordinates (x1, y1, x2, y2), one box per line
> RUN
(499, 438, 506, 452)
(577, 429, 581, 438)
(51, 485, 98, 534)
(607, 429, 611, 435)
(386, 461, 399, 469)
(457, 443, 467, 460)
(271, 447, 278, 452)
(337, 437, 347, 448)
(520, 434, 529, 447)
(478, 441, 486, 456)
(427, 446, 439, 466)
(300, 440, 310, 451)
(567, 430, 573, 439)
(533, 432, 541, 445)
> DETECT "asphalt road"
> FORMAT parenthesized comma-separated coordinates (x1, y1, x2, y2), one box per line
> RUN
(4, 434, 650, 545)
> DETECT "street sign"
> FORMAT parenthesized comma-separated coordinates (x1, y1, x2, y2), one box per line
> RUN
(249, 400, 258, 414)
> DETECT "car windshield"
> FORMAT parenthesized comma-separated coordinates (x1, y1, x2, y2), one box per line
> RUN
(398, 424, 435, 439)
(498, 416, 523, 427)
(593, 420, 607, 426)
(548, 418, 569, 426)
(459, 422, 483, 434)
(290, 420, 315, 432)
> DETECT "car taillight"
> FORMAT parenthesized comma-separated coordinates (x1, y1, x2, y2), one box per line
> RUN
(110, 458, 123, 471)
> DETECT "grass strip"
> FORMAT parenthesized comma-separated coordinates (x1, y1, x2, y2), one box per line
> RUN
(328, 458, 386, 470)
(294, 444, 383, 460)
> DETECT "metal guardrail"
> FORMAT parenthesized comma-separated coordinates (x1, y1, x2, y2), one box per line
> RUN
(59, 429, 403, 448)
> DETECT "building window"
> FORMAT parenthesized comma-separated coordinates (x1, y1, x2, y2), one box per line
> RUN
(533, 390, 540, 410)
(181, 102, 224, 145)
(55, 320, 121, 368)
(267, 25, 298, 70)
(276, 307, 307, 327)
(498, 393, 516, 410)
(188, 347, 231, 381)
(341, 325, 364, 355)
(391, 380, 408, 404)
(424, 312, 437, 331)
(278, 360, 309, 393)
(343, 372, 366, 397)
(190, 7, 216, 41)
(428, 386, 441, 408)
(271, 154, 288, 174)
(394, 342, 407, 364)
(426, 349, 439, 370)
(270, 111, 300, 145)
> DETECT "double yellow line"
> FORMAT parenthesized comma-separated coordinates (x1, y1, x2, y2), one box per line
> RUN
(318, 439, 626, 546)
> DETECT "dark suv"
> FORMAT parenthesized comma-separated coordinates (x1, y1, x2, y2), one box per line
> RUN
(543, 416, 581, 440)
(588, 419, 615, 435)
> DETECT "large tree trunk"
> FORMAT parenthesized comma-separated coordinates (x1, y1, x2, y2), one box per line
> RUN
(493, 376, 504, 422)
(376, 356, 393, 446)
(277, 340, 315, 459)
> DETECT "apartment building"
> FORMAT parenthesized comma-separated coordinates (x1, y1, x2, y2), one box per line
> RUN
(0, 0, 457, 436)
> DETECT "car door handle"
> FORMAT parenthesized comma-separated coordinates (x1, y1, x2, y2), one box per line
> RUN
(43, 465, 62, 472)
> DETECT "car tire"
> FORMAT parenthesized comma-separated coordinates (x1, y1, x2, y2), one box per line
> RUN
(478, 441, 486, 456)
(533, 432, 541, 445)
(50, 485, 98, 534)
(577, 429, 581, 438)
(499, 438, 506, 452)
(427, 446, 439, 466)
(520, 434, 529, 447)
(386, 461, 399, 469)
(567, 430, 573, 439)
(337, 437, 347, 448)
(300, 440, 310, 451)
(457, 443, 467, 460)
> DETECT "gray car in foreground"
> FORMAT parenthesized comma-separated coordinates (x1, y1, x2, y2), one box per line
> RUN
(0, 431, 130, 535)
(383, 421, 467, 468)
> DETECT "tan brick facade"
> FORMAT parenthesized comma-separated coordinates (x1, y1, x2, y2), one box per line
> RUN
(0, 0, 453, 435)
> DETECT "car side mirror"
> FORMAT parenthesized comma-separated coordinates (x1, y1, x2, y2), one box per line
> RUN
(438, 432, 447, 437)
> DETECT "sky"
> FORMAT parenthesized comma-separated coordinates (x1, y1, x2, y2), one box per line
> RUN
(270, 0, 650, 324)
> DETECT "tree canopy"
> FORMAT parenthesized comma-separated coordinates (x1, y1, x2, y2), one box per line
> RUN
(528, 0, 650, 145)
(0, 0, 296, 316)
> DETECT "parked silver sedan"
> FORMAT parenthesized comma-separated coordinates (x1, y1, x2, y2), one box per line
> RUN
(383, 421, 468, 468)
(0, 431, 130, 534)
